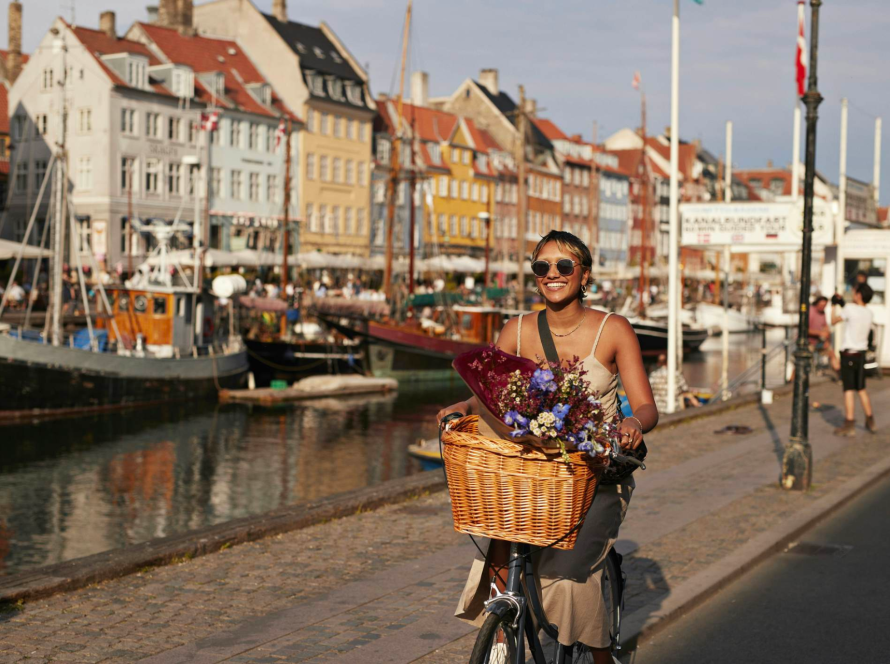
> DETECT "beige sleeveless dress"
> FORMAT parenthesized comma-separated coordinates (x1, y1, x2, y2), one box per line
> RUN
(454, 311, 635, 649)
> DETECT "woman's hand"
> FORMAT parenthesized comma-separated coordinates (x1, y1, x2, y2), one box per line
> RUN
(617, 418, 644, 450)
(437, 400, 469, 427)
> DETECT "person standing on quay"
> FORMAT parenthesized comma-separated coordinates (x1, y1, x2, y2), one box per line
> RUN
(832, 282, 876, 436)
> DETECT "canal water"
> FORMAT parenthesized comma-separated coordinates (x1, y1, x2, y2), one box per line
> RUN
(0, 329, 790, 577)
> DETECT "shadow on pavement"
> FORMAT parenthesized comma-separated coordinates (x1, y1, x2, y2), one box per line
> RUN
(756, 403, 784, 465)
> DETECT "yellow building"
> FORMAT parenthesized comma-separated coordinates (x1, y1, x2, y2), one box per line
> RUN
(195, 0, 375, 256)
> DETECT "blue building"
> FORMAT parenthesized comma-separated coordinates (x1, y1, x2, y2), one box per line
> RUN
(595, 154, 630, 270)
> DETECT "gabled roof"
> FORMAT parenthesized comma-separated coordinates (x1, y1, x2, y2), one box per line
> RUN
(136, 23, 297, 120)
(608, 148, 669, 180)
(261, 14, 361, 81)
(471, 80, 552, 150)
(532, 118, 568, 142)
(71, 23, 169, 95)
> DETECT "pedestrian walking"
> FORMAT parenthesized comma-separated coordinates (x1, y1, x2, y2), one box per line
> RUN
(832, 282, 876, 436)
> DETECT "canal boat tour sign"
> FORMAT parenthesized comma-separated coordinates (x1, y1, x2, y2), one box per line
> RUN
(680, 201, 833, 249)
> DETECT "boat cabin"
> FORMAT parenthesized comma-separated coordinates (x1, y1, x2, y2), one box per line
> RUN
(104, 286, 211, 357)
(453, 306, 504, 345)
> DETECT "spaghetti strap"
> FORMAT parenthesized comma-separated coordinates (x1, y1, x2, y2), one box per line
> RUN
(591, 312, 614, 356)
(517, 314, 524, 356)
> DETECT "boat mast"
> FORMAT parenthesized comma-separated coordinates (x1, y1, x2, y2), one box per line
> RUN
(408, 106, 416, 294)
(281, 118, 292, 293)
(50, 28, 69, 347)
(637, 92, 650, 318)
(384, 0, 412, 301)
(515, 85, 528, 309)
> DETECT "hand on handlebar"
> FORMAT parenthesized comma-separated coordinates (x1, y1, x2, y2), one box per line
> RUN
(437, 401, 468, 428)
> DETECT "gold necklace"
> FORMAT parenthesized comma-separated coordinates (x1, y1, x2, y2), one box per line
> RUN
(549, 313, 586, 337)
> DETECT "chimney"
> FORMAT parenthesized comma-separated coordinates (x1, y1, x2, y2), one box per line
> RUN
(273, 0, 287, 22)
(7, 1, 23, 85)
(177, 0, 194, 34)
(146, 5, 159, 23)
(767, 159, 773, 168)
(411, 71, 428, 108)
(157, 0, 177, 27)
(479, 68, 498, 96)
(100, 11, 116, 39)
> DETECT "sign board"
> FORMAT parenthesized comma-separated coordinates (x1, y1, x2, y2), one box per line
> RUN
(680, 201, 833, 248)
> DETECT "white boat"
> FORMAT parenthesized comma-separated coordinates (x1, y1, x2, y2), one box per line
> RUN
(756, 286, 798, 328)
(694, 302, 756, 333)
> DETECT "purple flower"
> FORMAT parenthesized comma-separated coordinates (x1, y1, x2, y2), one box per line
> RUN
(578, 441, 594, 453)
(504, 410, 528, 427)
(552, 403, 571, 420)
(508, 428, 529, 438)
(531, 369, 557, 393)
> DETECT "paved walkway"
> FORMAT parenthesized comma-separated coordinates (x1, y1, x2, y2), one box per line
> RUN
(2, 379, 890, 663)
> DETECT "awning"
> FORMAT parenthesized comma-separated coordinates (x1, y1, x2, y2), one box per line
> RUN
(0, 238, 53, 260)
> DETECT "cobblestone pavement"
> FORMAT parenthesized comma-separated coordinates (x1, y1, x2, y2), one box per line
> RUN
(1, 380, 889, 663)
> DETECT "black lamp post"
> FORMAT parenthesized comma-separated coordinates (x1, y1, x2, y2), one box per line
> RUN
(782, 0, 822, 491)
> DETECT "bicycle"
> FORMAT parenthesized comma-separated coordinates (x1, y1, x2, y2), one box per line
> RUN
(439, 413, 634, 664)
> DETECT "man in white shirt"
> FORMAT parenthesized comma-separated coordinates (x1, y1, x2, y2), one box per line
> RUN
(831, 282, 875, 436)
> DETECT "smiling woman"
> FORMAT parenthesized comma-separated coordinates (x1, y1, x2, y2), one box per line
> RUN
(438, 229, 658, 661)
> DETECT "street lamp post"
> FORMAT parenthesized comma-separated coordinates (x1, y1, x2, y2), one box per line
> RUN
(782, 0, 823, 491)
(480, 212, 491, 293)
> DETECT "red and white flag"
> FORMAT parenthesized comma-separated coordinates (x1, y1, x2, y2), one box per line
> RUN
(274, 118, 287, 152)
(795, 1, 807, 97)
(201, 110, 219, 132)
(632, 71, 641, 91)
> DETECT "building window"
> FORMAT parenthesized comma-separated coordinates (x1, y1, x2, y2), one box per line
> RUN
(34, 160, 48, 191)
(145, 159, 161, 193)
(248, 123, 259, 150)
(320, 112, 329, 135)
(769, 178, 785, 195)
(229, 170, 243, 200)
(471, 183, 479, 202)
(75, 157, 92, 190)
(564, 168, 571, 184)
(481, 184, 489, 204)
(306, 153, 315, 180)
(346, 119, 355, 140)
(41, 68, 53, 90)
(305, 108, 315, 133)
(249, 173, 261, 201)
(343, 159, 354, 185)
(428, 142, 441, 163)
(211, 167, 223, 198)
(35, 114, 48, 135)
(188, 120, 199, 145)
(344, 207, 354, 234)
(267, 175, 279, 205)
(146, 112, 161, 138)
(333, 115, 342, 138)
(439, 176, 448, 197)
(438, 213, 446, 236)
(77, 108, 92, 134)
(167, 163, 182, 195)
(377, 139, 391, 165)
(450, 179, 459, 198)
(168, 117, 181, 141)
(373, 182, 386, 204)
(582, 170, 590, 187)
(358, 162, 367, 186)
(319, 155, 329, 182)
(450, 215, 457, 237)
(121, 157, 136, 193)
(230, 120, 241, 148)
(330, 206, 340, 234)
(12, 116, 26, 141)
(461, 181, 469, 200)
(451, 147, 459, 163)
(463, 151, 470, 166)
(356, 208, 366, 236)
(318, 204, 329, 233)
(332, 157, 342, 183)
(360, 122, 368, 142)
(460, 216, 468, 237)
(14, 162, 28, 193)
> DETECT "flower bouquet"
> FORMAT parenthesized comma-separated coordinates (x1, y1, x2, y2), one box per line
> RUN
(440, 346, 618, 549)
(451, 345, 619, 463)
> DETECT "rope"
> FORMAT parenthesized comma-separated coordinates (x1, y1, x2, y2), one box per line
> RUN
(245, 347, 332, 372)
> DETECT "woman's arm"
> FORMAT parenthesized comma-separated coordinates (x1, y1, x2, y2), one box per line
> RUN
(437, 317, 520, 425)
(612, 316, 659, 448)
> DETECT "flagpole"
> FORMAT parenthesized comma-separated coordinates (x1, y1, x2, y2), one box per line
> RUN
(792, 0, 805, 201)
(667, 0, 681, 414)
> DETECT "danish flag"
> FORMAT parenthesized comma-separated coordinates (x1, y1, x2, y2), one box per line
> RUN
(795, 1, 807, 97)
(632, 71, 641, 91)
(275, 118, 287, 152)
(201, 111, 219, 132)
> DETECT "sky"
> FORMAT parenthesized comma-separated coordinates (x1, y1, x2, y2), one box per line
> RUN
(5, 0, 889, 204)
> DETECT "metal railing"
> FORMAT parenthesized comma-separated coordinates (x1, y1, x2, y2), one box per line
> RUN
(708, 326, 794, 404)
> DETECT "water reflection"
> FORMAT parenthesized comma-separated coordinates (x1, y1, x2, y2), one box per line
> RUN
(0, 382, 470, 576)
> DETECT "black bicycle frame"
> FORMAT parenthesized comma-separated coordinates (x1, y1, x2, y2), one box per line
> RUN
(486, 542, 574, 664)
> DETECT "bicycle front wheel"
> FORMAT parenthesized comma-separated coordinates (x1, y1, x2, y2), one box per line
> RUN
(469, 612, 518, 664)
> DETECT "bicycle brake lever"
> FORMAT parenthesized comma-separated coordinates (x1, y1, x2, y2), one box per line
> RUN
(612, 453, 646, 470)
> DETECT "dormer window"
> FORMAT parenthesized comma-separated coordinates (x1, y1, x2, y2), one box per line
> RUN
(101, 53, 150, 91)
(477, 154, 489, 172)
(171, 67, 194, 99)
(330, 51, 343, 64)
(127, 59, 146, 89)
(313, 46, 326, 59)
(344, 82, 363, 106)
(427, 142, 441, 164)
(209, 72, 225, 98)
(326, 77, 344, 102)
(295, 41, 307, 53)
(306, 72, 325, 97)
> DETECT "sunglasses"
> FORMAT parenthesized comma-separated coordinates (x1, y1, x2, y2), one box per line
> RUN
(531, 259, 580, 278)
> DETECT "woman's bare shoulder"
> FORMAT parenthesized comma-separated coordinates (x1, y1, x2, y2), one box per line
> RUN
(497, 315, 520, 353)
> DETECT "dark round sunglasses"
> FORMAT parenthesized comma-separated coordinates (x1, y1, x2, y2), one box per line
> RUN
(531, 259, 579, 278)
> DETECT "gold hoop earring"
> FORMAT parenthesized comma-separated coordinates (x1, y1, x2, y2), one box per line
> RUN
(580, 285, 588, 294)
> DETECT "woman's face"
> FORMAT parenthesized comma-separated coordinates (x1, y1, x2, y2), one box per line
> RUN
(534, 241, 590, 306)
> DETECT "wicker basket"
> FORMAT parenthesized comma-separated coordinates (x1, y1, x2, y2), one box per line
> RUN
(441, 415, 606, 550)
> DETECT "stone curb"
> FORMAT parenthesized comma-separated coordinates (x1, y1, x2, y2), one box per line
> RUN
(0, 380, 810, 608)
(0, 469, 447, 606)
(619, 449, 890, 651)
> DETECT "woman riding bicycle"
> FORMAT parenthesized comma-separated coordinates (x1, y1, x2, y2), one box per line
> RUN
(437, 230, 657, 663)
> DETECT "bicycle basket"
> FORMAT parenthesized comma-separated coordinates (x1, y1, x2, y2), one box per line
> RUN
(441, 415, 606, 550)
